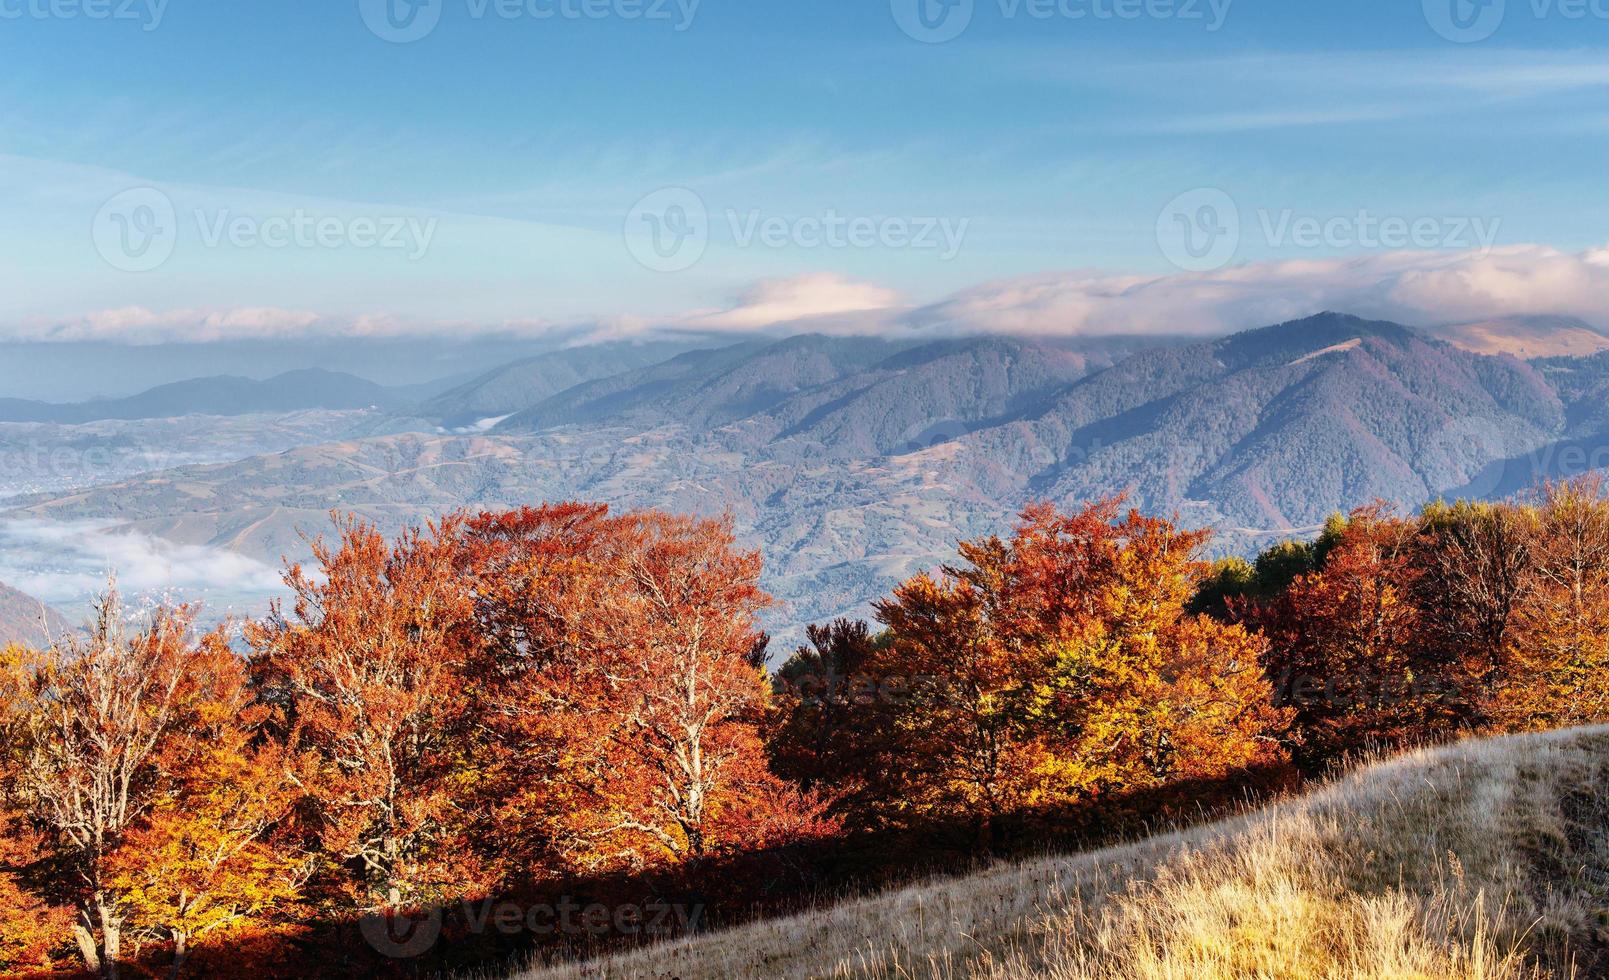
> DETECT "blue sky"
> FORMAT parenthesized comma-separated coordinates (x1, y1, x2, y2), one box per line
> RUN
(4, 0, 1609, 339)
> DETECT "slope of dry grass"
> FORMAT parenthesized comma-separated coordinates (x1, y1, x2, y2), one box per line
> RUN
(514, 727, 1609, 980)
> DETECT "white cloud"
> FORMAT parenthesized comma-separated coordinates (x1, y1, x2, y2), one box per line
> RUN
(0, 518, 285, 619)
(13, 244, 1609, 345)
(681, 274, 903, 331)
(6, 274, 904, 344)
(901, 244, 1609, 336)
(21, 306, 323, 343)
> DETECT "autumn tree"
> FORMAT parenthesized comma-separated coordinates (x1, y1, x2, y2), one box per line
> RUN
(1502, 477, 1609, 729)
(462, 505, 832, 876)
(1191, 538, 1321, 619)
(805, 500, 1285, 842)
(1411, 499, 1537, 727)
(1006, 505, 1280, 792)
(1242, 506, 1474, 767)
(0, 644, 70, 975)
(103, 648, 307, 978)
(13, 587, 295, 979)
(0, 861, 63, 977)
(247, 516, 496, 914)
(767, 619, 888, 802)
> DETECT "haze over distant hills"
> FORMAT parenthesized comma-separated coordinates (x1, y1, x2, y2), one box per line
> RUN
(7, 312, 1607, 638)
(0, 369, 435, 424)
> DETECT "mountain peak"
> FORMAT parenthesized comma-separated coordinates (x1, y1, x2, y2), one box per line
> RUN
(1213, 312, 1420, 370)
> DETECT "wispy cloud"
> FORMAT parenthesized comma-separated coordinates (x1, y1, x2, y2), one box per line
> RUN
(1141, 105, 1425, 134)
(0, 518, 285, 619)
(995, 46, 1609, 133)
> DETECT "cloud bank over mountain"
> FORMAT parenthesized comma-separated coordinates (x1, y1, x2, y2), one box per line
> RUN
(904, 244, 1609, 337)
(10, 244, 1609, 345)
(0, 518, 283, 618)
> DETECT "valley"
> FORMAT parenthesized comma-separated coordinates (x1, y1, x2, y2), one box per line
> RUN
(6, 313, 1608, 641)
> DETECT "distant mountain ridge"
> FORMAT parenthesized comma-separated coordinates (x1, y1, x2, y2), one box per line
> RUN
(497, 333, 1132, 456)
(0, 581, 71, 648)
(1432, 315, 1609, 359)
(0, 368, 436, 424)
(968, 313, 1564, 530)
(413, 339, 735, 429)
(13, 313, 1601, 638)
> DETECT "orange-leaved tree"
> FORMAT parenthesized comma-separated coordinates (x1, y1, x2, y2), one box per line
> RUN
(1244, 506, 1461, 767)
(0, 643, 72, 976)
(797, 499, 1285, 842)
(103, 640, 308, 978)
(463, 505, 832, 876)
(247, 515, 497, 915)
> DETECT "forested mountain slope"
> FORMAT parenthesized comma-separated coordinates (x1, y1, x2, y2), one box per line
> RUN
(8, 314, 1605, 634)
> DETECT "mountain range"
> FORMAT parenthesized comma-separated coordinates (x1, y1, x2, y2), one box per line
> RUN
(410, 339, 715, 430)
(9, 312, 1607, 637)
(0, 369, 432, 424)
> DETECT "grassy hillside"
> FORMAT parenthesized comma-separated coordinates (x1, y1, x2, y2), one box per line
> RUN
(517, 727, 1609, 979)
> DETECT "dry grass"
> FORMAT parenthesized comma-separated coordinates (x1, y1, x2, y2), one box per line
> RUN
(514, 727, 1609, 980)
